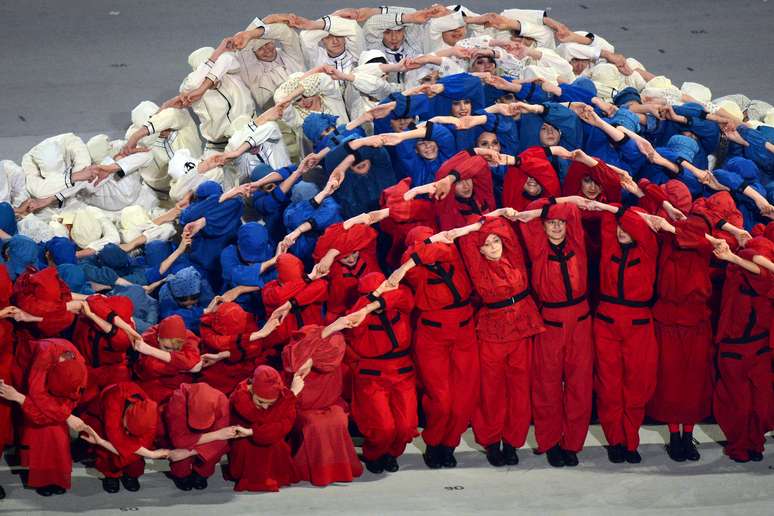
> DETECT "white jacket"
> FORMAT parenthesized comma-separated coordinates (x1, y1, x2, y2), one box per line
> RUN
(21, 133, 92, 201)
(0, 160, 30, 207)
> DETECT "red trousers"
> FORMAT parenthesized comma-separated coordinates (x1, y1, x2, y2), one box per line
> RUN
(714, 338, 772, 461)
(414, 307, 479, 447)
(532, 303, 593, 453)
(472, 337, 531, 448)
(169, 450, 224, 479)
(647, 320, 713, 424)
(351, 356, 418, 461)
(593, 303, 658, 451)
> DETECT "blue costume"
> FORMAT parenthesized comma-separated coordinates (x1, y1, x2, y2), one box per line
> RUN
(220, 222, 277, 314)
(158, 265, 214, 333)
(283, 182, 342, 265)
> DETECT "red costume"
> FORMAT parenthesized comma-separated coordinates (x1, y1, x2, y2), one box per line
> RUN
(458, 217, 543, 450)
(502, 146, 561, 211)
(562, 160, 622, 306)
(18, 339, 87, 490)
(0, 265, 14, 453)
(345, 272, 418, 463)
(166, 383, 230, 480)
(11, 267, 75, 385)
(134, 316, 200, 405)
(228, 366, 298, 492)
(713, 237, 774, 461)
(262, 253, 327, 352)
(313, 222, 382, 322)
(402, 226, 479, 451)
(521, 200, 594, 454)
(594, 206, 658, 453)
(433, 150, 495, 230)
(199, 302, 259, 395)
(72, 295, 135, 409)
(82, 381, 157, 480)
(643, 181, 715, 426)
(283, 326, 363, 486)
(379, 178, 437, 268)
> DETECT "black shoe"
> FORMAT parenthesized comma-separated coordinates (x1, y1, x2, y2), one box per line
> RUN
(667, 432, 686, 462)
(120, 475, 140, 492)
(50, 485, 65, 495)
(546, 445, 565, 467)
(748, 450, 763, 462)
(561, 449, 579, 467)
(485, 443, 506, 467)
(624, 448, 642, 464)
(0, 485, 5, 499)
(682, 432, 700, 461)
(607, 444, 626, 464)
(190, 472, 208, 490)
(102, 477, 120, 494)
(422, 445, 443, 469)
(36, 486, 55, 497)
(365, 458, 384, 474)
(172, 475, 193, 491)
(441, 446, 457, 468)
(502, 442, 519, 465)
(381, 455, 399, 473)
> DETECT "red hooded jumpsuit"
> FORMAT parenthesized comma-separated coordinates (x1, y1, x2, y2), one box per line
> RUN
(521, 200, 594, 453)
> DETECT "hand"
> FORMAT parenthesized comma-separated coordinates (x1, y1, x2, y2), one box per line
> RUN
(343, 213, 370, 230)
(400, 57, 423, 71)
(571, 149, 597, 166)
(553, 22, 574, 43)
(215, 426, 239, 440)
(11, 307, 43, 323)
(0, 380, 23, 403)
(256, 101, 290, 125)
(287, 14, 317, 30)
(331, 8, 359, 20)
(483, 13, 517, 31)
(180, 86, 207, 107)
(735, 230, 753, 248)
(160, 95, 187, 110)
(341, 310, 369, 329)
(474, 147, 502, 163)
(200, 352, 227, 367)
(199, 153, 228, 173)
(662, 201, 687, 222)
(432, 176, 455, 200)
(403, 183, 436, 201)
(167, 449, 192, 463)
(153, 449, 171, 460)
(290, 374, 305, 396)
(233, 425, 253, 437)
(189, 361, 203, 373)
(449, 46, 473, 60)
(72, 165, 99, 183)
(637, 211, 668, 233)
(367, 102, 396, 121)
(549, 146, 573, 160)
(379, 133, 403, 146)
(711, 239, 734, 261)
(229, 31, 254, 50)
(183, 217, 206, 238)
(355, 135, 384, 148)
(375, 278, 398, 295)
(633, 138, 656, 160)
(131, 336, 148, 353)
(430, 231, 454, 245)
(298, 152, 323, 173)
(263, 13, 293, 25)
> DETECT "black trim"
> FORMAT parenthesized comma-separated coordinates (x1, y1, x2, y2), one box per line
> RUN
(721, 331, 769, 345)
(756, 346, 770, 356)
(541, 294, 587, 308)
(719, 351, 743, 360)
(598, 294, 653, 308)
(359, 368, 381, 376)
(544, 319, 563, 328)
(632, 318, 651, 326)
(397, 366, 414, 374)
(420, 318, 441, 328)
(595, 312, 614, 324)
(485, 288, 531, 309)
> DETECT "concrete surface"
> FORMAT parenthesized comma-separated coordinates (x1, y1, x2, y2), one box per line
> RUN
(1, 425, 773, 515)
(1, 0, 773, 161)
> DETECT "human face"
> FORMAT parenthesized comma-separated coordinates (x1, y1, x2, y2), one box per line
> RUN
(509, 33, 537, 47)
(159, 338, 184, 352)
(543, 219, 567, 245)
(339, 251, 360, 267)
(382, 28, 405, 50)
(297, 95, 322, 111)
(524, 176, 543, 196)
(441, 27, 466, 46)
(175, 293, 200, 308)
(351, 160, 371, 175)
(455, 178, 474, 198)
(479, 233, 503, 261)
(539, 123, 561, 146)
(249, 385, 277, 410)
(476, 132, 501, 153)
(451, 99, 472, 118)
(470, 56, 495, 73)
(322, 35, 346, 57)
(416, 140, 438, 160)
(390, 118, 412, 132)
(616, 225, 633, 244)
(570, 58, 592, 76)
(419, 71, 440, 86)
(255, 41, 277, 62)
(581, 176, 601, 199)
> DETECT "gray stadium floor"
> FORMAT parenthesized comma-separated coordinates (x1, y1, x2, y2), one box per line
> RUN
(2, 1, 774, 514)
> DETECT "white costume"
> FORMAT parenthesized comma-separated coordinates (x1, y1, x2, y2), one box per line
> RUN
(125, 102, 203, 193)
(362, 6, 423, 83)
(0, 160, 30, 208)
(300, 15, 366, 118)
(50, 207, 121, 252)
(225, 119, 292, 187)
(236, 18, 306, 109)
(21, 133, 91, 203)
(116, 205, 176, 244)
(167, 149, 225, 202)
(181, 48, 255, 152)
